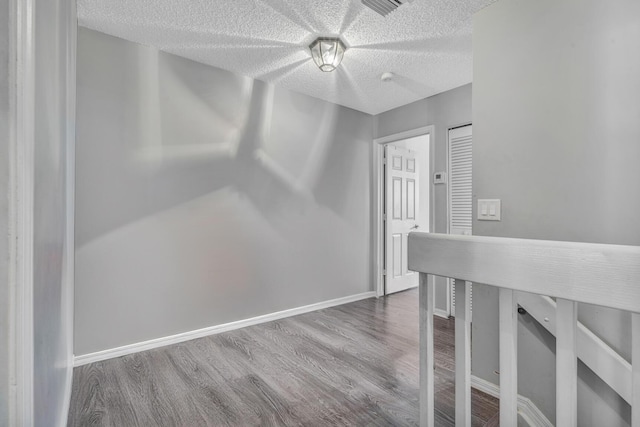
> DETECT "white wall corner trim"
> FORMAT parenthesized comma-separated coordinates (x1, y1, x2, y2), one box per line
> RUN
(471, 375, 553, 427)
(60, 2, 77, 426)
(8, 0, 36, 424)
(59, 368, 73, 427)
(74, 292, 377, 366)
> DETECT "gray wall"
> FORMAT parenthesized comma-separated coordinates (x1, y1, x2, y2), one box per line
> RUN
(33, 0, 75, 425)
(375, 84, 472, 311)
(75, 28, 373, 355)
(473, 0, 640, 425)
(0, 0, 10, 423)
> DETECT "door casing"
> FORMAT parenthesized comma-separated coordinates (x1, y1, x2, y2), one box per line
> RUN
(372, 126, 434, 297)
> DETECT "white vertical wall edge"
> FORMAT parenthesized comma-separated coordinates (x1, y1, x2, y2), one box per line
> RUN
(74, 292, 377, 366)
(8, 0, 36, 425)
(470, 376, 554, 427)
(372, 125, 434, 297)
(60, 0, 77, 425)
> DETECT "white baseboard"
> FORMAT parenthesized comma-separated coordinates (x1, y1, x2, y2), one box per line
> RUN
(518, 395, 553, 427)
(434, 308, 450, 319)
(471, 375, 553, 427)
(74, 291, 376, 367)
(471, 375, 500, 396)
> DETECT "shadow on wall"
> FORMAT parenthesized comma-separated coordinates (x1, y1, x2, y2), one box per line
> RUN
(76, 37, 358, 247)
(74, 28, 372, 355)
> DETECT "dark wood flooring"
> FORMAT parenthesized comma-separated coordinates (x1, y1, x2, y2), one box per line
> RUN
(68, 289, 499, 426)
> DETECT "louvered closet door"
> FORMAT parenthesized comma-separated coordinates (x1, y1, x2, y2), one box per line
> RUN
(448, 125, 472, 316)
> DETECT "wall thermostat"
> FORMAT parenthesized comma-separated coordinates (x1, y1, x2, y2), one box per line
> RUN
(434, 172, 447, 184)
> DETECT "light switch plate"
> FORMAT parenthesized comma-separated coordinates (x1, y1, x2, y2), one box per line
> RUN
(478, 199, 501, 221)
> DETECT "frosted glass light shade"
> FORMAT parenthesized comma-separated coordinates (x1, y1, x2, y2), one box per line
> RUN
(309, 38, 346, 72)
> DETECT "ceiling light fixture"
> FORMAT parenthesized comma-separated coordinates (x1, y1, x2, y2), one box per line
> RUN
(309, 37, 346, 72)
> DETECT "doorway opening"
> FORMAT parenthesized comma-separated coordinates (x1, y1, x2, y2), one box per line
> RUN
(373, 126, 433, 297)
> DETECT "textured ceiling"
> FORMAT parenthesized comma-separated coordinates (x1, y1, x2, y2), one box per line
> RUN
(78, 0, 495, 115)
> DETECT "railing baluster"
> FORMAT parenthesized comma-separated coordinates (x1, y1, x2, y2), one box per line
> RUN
(499, 288, 518, 426)
(454, 279, 471, 427)
(419, 272, 435, 427)
(556, 299, 578, 427)
(407, 232, 640, 426)
(633, 313, 640, 427)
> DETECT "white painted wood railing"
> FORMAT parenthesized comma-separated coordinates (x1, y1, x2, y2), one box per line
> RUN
(407, 232, 640, 427)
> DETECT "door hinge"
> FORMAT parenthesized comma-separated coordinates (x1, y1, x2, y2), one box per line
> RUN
(383, 158, 387, 164)
(383, 214, 387, 220)
(382, 270, 387, 276)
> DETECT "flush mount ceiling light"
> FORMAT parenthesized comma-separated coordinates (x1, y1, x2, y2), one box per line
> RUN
(309, 37, 346, 72)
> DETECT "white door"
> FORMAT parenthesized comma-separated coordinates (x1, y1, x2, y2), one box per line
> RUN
(385, 145, 419, 294)
(448, 125, 473, 314)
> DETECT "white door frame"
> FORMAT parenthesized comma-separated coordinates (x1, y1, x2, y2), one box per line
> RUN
(372, 126, 434, 297)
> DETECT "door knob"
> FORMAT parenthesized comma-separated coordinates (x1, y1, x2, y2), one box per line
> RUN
(411, 224, 419, 230)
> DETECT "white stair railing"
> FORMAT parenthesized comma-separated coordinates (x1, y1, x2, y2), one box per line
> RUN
(407, 232, 640, 427)
(517, 293, 632, 404)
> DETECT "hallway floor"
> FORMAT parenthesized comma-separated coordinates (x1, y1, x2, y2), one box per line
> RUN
(68, 289, 499, 426)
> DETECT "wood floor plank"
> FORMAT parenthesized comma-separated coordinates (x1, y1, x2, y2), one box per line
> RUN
(68, 289, 499, 426)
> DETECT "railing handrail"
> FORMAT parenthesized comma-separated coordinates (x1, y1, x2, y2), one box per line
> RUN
(408, 232, 640, 314)
(409, 231, 640, 427)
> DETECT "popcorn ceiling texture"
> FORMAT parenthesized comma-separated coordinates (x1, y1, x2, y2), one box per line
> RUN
(78, 0, 495, 115)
